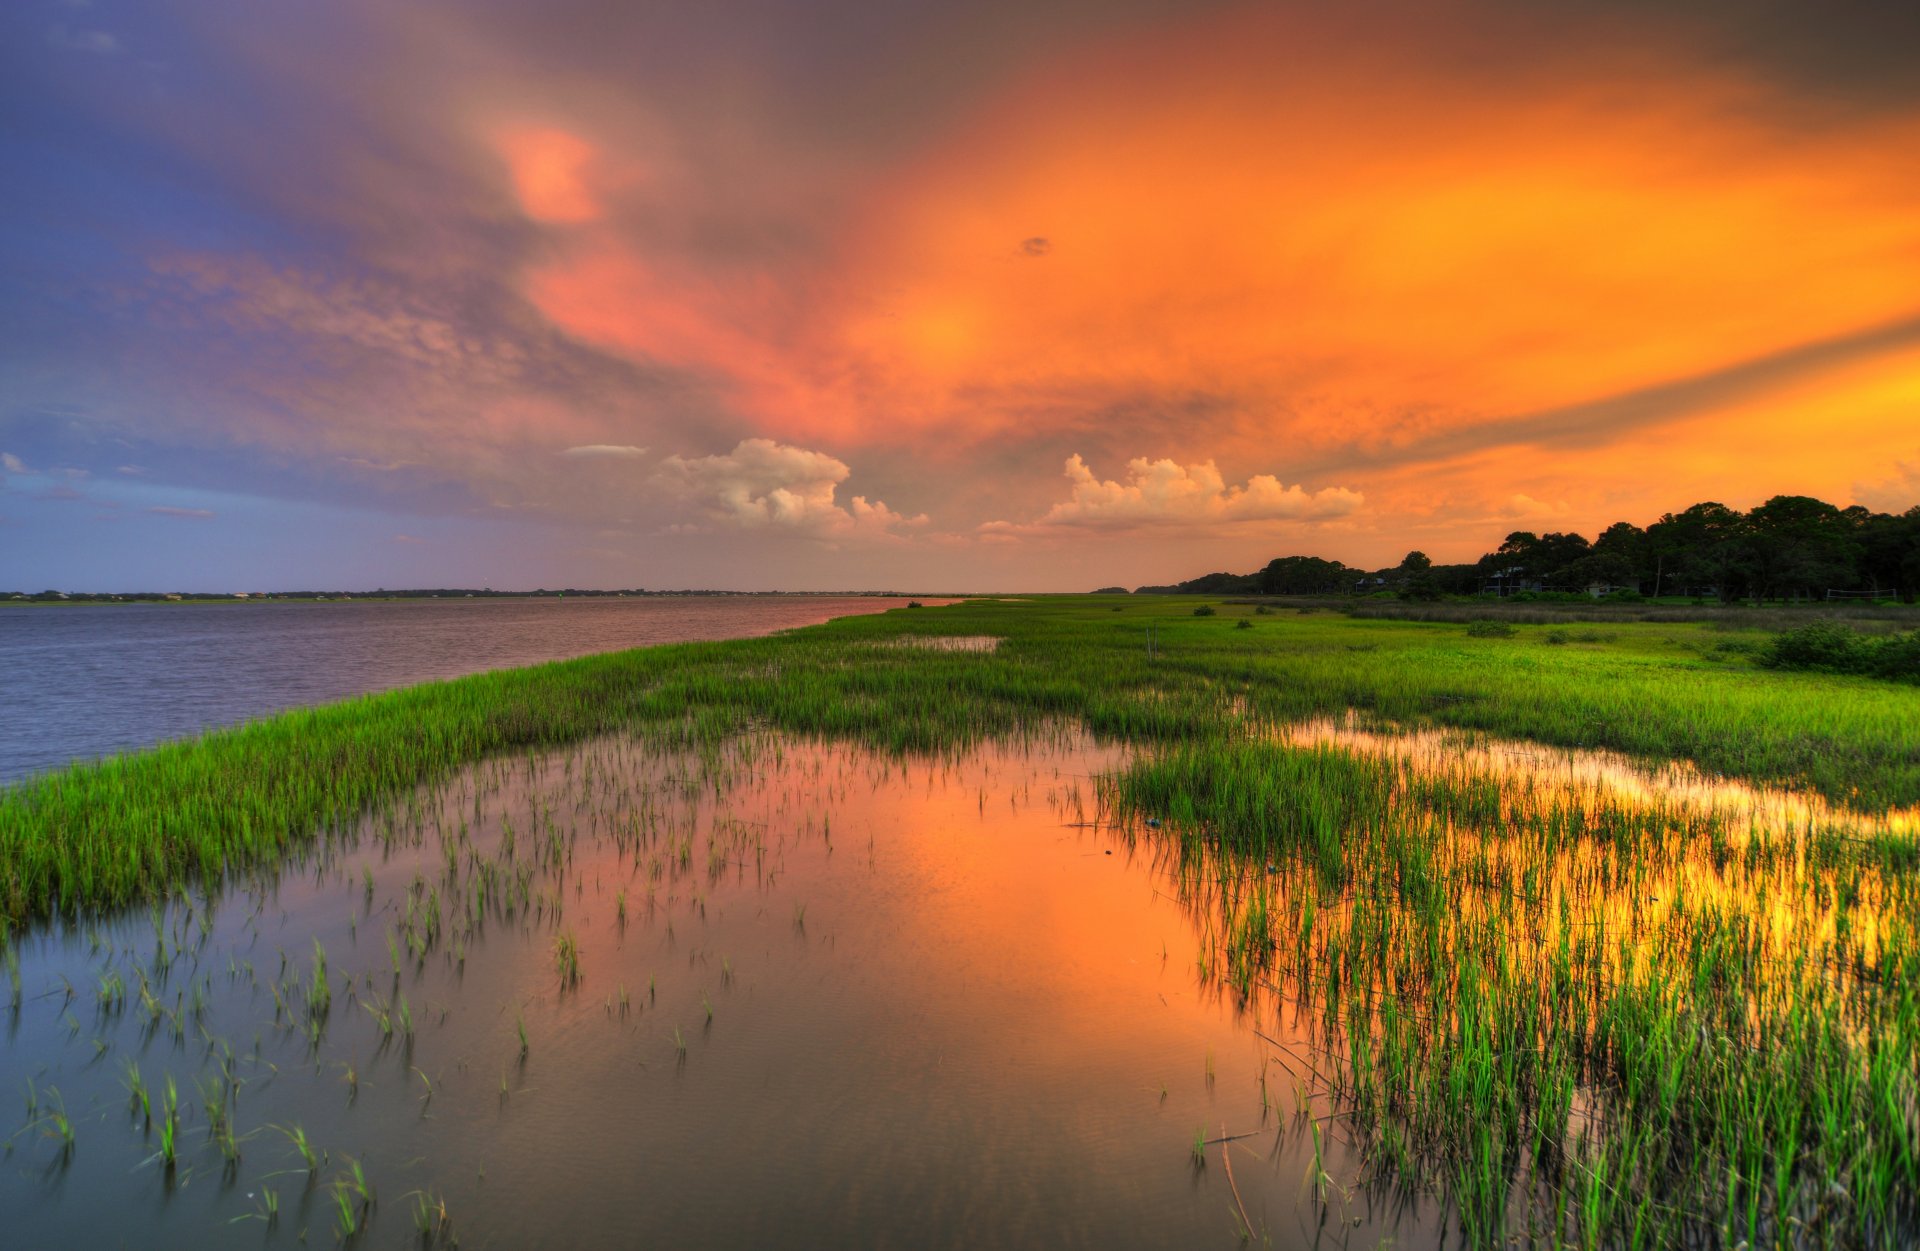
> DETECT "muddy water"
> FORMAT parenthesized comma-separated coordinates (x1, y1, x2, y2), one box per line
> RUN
(0, 735, 1415, 1249)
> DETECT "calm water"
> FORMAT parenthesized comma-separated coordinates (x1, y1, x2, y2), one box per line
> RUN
(0, 597, 920, 783)
(0, 733, 1417, 1249)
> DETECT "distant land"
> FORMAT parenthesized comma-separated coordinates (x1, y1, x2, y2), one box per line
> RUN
(1127, 493, 1920, 603)
(1, 588, 949, 603)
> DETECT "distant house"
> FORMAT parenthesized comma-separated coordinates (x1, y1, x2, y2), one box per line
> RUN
(1481, 567, 1541, 597)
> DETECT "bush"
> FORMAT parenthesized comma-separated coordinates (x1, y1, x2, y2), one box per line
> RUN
(1762, 624, 1920, 683)
(1864, 631, 1920, 682)
(1465, 621, 1515, 638)
(1544, 629, 1569, 645)
(1193, 605, 1217, 617)
(1763, 622, 1865, 672)
(1235, 618, 1253, 630)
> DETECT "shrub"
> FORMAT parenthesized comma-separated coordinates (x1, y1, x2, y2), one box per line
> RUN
(1465, 621, 1515, 638)
(1763, 623, 1865, 673)
(1193, 605, 1217, 617)
(1235, 618, 1253, 630)
(1863, 631, 1920, 682)
(1544, 629, 1570, 645)
(1762, 624, 1920, 683)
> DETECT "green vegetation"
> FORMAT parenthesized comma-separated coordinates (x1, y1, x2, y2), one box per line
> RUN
(1108, 736, 1919, 1245)
(1764, 622, 1920, 682)
(2, 597, 1917, 924)
(1135, 492, 1920, 601)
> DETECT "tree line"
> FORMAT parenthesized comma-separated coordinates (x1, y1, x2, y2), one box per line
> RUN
(1132, 494, 1920, 602)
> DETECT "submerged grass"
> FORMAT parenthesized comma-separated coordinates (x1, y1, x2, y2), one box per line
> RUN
(1109, 739, 1920, 1246)
(2, 597, 1915, 926)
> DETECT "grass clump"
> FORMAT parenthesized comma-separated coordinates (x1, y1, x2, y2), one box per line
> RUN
(554, 931, 581, 986)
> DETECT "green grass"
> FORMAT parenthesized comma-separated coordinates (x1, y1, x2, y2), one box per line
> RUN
(1105, 736, 1919, 1245)
(0, 595, 1914, 927)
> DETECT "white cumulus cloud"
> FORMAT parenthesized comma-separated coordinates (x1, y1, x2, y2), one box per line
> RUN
(991, 454, 1362, 533)
(654, 438, 924, 537)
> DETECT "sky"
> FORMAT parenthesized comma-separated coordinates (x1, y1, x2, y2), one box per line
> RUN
(4, 0, 1920, 592)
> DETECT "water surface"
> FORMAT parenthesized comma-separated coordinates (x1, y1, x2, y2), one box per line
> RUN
(0, 733, 1407, 1249)
(0, 597, 922, 783)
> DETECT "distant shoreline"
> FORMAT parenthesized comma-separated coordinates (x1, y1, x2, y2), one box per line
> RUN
(1, 590, 966, 605)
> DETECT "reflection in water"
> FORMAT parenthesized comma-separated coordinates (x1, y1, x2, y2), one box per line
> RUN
(1281, 710, 1920, 836)
(2, 719, 1908, 1247)
(1122, 718, 1917, 1246)
(0, 733, 1418, 1249)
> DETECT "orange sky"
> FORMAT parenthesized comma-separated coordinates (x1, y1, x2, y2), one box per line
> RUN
(501, 3, 1920, 552)
(7, 0, 1920, 587)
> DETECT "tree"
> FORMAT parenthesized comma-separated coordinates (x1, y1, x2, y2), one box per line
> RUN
(1856, 506, 1920, 602)
(1396, 550, 1440, 600)
(1481, 531, 1591, 588)
(1744, 495, 1857, 600)
(1552, 522, 1646, 592)
(1255, 556, 1349, 595)
(1647, 503, 1743, 599)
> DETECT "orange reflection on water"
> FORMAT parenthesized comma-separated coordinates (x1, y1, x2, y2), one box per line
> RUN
(1279, 712, 1920, 839)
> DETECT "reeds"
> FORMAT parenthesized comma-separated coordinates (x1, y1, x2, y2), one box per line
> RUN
(1109, 734, 1920, 1246)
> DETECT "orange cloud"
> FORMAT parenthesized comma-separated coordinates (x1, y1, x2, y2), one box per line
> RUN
(824, 5, 1920, 457)
(496, 126, 601, 224)
(499, 0, 1920, 542)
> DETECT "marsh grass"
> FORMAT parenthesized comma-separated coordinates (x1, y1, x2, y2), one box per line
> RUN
(1108, 736, 1920, 1246)
(2, 597, 1917, 925)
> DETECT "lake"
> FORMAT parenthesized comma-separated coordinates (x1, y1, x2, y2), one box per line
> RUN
(0, 597, 922, 784)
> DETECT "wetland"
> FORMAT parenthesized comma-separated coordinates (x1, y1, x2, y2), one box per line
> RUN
(1, 596, 1915, 1247)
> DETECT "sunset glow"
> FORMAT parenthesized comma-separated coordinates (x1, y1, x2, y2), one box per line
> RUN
(5, 0, 1919, 588)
